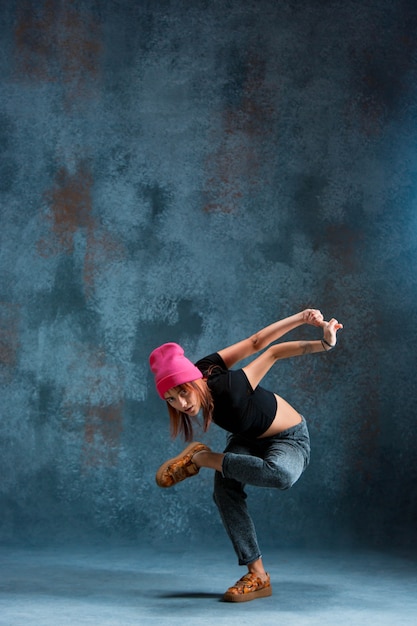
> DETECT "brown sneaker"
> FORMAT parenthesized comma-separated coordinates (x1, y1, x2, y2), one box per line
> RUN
(155, 442, 211, 488)
(223, 572, 272, 602)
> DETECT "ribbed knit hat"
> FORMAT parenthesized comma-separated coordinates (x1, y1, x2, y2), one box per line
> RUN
(149, 342, 203, 399)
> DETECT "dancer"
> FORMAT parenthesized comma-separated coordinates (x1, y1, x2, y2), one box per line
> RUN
(149, 309, 342, 602)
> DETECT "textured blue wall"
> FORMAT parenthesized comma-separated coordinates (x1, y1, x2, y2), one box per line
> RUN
(1, 0, 416, 550)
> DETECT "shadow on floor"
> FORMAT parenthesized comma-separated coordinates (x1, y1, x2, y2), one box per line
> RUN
(1, 545, 416, 625)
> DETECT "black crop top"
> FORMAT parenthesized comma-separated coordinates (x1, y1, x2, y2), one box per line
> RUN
(195, 352, 277, 438)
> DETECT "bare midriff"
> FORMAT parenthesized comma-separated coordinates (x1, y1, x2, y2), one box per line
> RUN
(257, 394, 302, 438)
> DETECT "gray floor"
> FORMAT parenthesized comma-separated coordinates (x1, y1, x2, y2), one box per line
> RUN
(1, 544, 416, 626)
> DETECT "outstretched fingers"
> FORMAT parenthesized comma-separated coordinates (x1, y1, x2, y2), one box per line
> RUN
(322, 317, 343, 348)
(328, 317, 343, 330)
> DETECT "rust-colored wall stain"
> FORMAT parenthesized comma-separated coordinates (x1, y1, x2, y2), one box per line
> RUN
(38, 161, 126, 298)
(83, 230, 126, 296)
(38, 163, 94, 256)
(0, 303, 20, 373)
(37, 163, 126, 467)
(14, 0, 57, 82)
(61, 347, 126, 467)
(83, 403, 124, 468)
(14, 0, 102, 103)
(203, 52, 275, 213)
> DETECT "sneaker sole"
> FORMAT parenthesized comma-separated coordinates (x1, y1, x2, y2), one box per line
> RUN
(155, 442, 208, 488)
(223, 585, 272, 602)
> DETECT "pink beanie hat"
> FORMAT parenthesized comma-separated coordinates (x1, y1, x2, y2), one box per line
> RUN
(149, 342, 203, 399)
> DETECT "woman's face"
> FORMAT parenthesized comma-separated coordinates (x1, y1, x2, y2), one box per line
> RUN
(164, 384, 201, 416)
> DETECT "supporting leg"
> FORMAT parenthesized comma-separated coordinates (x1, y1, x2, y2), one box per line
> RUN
(213, 468, 262, 566)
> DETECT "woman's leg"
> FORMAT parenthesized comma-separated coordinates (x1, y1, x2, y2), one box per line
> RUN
(212, 434, 263, 566)
(204, 421, 310, 566)
(211, 435, 271, 601)
(196, 419, 310, 490)
(227, 419, 309, 488)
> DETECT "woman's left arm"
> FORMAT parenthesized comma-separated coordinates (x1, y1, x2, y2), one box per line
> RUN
(242, 317, 343, 390)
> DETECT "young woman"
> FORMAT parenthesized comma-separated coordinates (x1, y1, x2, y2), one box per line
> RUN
(149, 309, 343, 602)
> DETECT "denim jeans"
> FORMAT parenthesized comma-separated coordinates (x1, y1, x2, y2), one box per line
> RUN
(213, 417, 310, 565)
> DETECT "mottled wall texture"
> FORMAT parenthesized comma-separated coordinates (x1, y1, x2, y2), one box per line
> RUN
(1, 0, 416, 552)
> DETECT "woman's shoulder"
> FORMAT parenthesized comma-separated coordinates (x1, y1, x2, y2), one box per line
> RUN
(196, 353, 250, 402)
(195, 352, 227, 376)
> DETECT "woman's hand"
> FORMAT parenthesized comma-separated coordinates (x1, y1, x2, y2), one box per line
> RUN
(302, 310, 343, 349)
(322, 318, 343, 349)
(302, 309, 324, 327)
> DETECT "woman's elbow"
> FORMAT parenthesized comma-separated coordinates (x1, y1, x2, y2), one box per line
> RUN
(250, 333, 262, 352)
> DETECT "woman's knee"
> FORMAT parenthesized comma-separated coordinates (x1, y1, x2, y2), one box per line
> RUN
(265, 461, 300, 490)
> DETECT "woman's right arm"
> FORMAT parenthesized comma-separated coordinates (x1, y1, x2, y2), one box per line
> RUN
(242, 317, 343, 391)
(218, 309, 324, 369)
